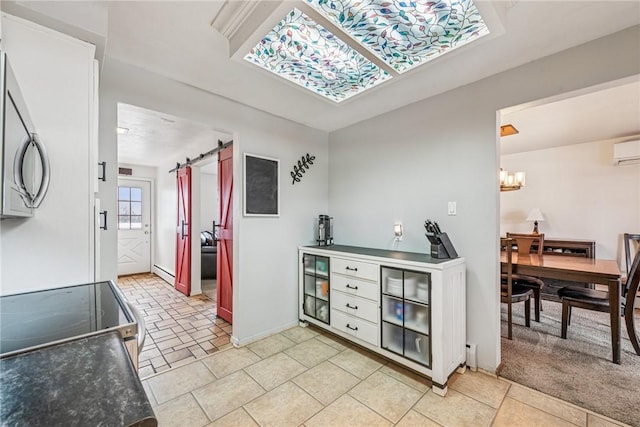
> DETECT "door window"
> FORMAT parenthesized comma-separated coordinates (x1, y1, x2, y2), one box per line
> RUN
(118, 186, 143, 230)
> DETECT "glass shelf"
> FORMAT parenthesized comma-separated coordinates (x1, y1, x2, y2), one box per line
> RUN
(380, 266, 431, 368)
(302, 253, 330, 325)
(305, 267, 328, 278)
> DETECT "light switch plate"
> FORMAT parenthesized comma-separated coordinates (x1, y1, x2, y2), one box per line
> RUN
(448, 201, 457, 216)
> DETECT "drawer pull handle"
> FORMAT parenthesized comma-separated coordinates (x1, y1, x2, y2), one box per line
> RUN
(346, 324, 358, 331)
(345, 303, 358, 310)
(345, 266, 358, 272)
(345, 284, 358, 290)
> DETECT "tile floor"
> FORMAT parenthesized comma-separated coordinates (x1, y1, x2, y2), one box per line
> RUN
(117, 274, 231, 378)
(142, 327, 629, 427)
(121, 274, 628, 426)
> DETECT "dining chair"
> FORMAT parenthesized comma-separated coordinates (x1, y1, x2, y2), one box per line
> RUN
(501, 238, 534, 340)
(559, 248, 640, 357)
(504, 232, 546, 322)
(622, 233, 640, 312)
(624, 243, 640, 355)
(624, 233, 640, 276)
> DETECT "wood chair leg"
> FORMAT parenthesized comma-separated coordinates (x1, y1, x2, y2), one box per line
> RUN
(507, 301, 513, 340)
(525, 299, 531, 327)
(561, 301, 569, 339)
(533, 289, 541, 322)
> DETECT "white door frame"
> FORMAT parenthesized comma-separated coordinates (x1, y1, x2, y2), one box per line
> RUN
(117, 176, 154, 276)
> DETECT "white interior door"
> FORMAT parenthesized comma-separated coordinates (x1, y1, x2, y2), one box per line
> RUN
(117, 179, 151, 276)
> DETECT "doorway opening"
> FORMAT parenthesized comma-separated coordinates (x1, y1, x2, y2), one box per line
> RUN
(118, 103, 232, 304)
(496, 76, 640, 422)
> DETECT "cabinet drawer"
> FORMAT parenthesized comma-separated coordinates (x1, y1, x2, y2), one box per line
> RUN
(331, 309, 378, 346)
(331, 257, 378, 281)
(332, 291, 379, 323)
(331, 274, 379, 302)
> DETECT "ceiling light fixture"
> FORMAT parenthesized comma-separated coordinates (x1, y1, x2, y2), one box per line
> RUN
(306, 0, 490, 73)
(244, 1, 489, 102)
(500, 124, 519, 137)
(245, 8, 391, 102)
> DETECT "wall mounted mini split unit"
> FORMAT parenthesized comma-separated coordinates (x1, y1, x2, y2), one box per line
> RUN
(613, 140, 640, 165)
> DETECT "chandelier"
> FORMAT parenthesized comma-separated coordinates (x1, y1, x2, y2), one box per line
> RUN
(500, 169, 525, 192)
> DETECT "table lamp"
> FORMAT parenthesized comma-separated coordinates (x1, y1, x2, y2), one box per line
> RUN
(526, 208, 545, 234)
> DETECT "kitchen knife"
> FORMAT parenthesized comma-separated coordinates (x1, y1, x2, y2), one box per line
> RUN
(434, 222, 442, 234)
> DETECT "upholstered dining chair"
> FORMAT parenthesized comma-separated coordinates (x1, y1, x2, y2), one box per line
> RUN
(559, 248, 640, 357)
(505, 232, 546, 322)
(501, 238, 534, 340)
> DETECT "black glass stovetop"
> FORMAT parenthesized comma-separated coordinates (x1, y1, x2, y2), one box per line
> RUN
(0, 281, 136, 357)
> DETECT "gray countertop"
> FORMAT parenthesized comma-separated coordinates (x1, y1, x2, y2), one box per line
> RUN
(302, 244, 454, 264)
(0, 331, 156, 427)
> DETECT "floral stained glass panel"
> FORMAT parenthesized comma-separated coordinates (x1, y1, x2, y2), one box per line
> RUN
(306, 0, 490, 73)
(244, 8, 391, 102)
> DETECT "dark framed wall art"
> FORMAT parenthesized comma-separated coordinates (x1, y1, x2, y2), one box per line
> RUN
(243, 153, 279, 217)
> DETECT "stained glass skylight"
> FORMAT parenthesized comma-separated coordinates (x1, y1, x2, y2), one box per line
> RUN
(244, 8, 391, 102)
(306, 0, 490, 73)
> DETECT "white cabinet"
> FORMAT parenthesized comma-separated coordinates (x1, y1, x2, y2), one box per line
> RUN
(0, 13, 98, 292)
(330, 257, 379, 346)
(299, 245, 466, 395)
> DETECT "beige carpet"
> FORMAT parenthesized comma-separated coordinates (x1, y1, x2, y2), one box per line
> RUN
(500, 300, 640, 426)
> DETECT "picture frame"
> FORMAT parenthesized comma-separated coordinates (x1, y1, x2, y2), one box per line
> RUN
(243, 153, 280, 217)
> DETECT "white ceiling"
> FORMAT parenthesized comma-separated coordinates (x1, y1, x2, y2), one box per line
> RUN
(3, 0, 640, 165)
(500, 79, 640, 155)
(117, 103, 231, 167)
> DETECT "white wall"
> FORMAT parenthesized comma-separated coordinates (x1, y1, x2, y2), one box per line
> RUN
(501, 139, 640, 267)
(0, 14, 95, 294)
(328, 26, 640, 371)
(200, 171, 217, 232)
(99, 58, 329, 344)
(153, 158, 177, 280)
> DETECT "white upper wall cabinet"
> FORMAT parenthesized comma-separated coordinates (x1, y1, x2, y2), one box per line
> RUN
(0, 13, 97, 294)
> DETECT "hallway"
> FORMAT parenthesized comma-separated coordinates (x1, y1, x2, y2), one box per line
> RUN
(118, 273, 231, 378)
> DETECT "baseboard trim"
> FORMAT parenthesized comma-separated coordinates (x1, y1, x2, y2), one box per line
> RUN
(231, 320, 299, 347)
(152, 265, 174, 285)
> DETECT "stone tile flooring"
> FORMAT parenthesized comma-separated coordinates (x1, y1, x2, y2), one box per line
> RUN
(117, 273, 231, 379)
(142, 327, 630, 427)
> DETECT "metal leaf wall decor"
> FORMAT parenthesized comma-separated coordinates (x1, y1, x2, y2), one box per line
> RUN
(290, 153, 316, 185)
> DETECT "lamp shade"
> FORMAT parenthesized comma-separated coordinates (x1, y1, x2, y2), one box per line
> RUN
(526, 208, 545, 222)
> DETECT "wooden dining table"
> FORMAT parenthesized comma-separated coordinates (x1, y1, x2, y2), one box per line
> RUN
(500, 252, 633, 364)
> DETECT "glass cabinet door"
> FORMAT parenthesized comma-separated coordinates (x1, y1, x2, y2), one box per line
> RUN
(302, 254, 330, 324)
(380, 267, 431, 367)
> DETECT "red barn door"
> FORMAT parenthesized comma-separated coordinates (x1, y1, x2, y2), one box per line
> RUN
(217, 146, 233, 323)
(175, 167, 191, 296)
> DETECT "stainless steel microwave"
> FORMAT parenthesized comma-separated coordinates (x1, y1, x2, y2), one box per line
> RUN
(0, 50, 50, 219)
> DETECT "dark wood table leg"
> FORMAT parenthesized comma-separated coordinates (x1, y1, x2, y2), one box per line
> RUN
(625, 283, 640, 356)
(609, 278, 621, 364)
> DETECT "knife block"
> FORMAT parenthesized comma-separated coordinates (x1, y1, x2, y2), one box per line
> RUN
(426, 232, 459, 259)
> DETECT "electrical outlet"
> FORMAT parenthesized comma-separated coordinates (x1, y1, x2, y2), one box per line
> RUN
(394, 222, 403, 240)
